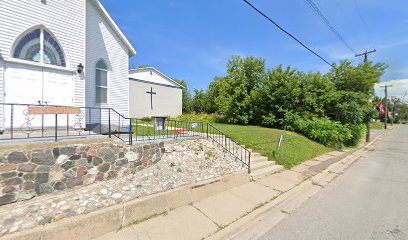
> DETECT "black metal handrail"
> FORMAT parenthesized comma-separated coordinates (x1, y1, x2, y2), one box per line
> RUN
(0, 103, 250, 171)
(0, 103, 205, 145)
(0, 103, 103, 142)
(206, 123, 251, 173)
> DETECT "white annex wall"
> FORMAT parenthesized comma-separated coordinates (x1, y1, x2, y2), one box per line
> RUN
(86, 0, 130, 121)
(129, 80, 182, 118)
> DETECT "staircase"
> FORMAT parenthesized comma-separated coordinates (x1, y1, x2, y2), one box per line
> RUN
(206, 124, 283, 177)
(248, 149, 284, 180)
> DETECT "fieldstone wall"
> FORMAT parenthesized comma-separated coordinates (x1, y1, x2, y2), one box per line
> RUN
(0, 142, 165, 206)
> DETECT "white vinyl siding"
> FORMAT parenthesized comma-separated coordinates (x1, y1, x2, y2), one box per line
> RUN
(0, 0, 85, 108)
(0, 0, 85, 69)
(0, 61, 4, 129)
(0, 0, 132, 128)
(86, 0, 129, 118)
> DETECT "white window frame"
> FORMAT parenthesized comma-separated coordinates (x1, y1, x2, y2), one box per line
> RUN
(95, 64, 108, 104)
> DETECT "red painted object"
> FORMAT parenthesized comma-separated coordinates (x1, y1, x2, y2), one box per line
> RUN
(173, 129, 189, 133)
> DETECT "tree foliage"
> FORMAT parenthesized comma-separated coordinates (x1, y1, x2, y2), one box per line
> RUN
(192, 89, 207, 113)
(189, 56, 387, 147)
(174, 79, 193, 113)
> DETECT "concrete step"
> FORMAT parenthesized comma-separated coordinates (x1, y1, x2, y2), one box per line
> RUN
(250, 165, 284, 180)
(251, 161, 276, 171)
(251, 152, 262, 158)
(251, 156, 269, 163)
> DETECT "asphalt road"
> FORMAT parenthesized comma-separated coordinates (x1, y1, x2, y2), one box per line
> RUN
(258, 126, 408, 240)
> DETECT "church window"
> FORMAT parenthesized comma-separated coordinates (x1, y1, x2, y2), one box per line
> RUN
(96, 60, 108, 104)
(13, 28, 66, 67)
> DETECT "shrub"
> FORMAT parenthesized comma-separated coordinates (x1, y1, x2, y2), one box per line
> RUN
(344, 124, 366, 147)
(261, 113, 277, 127)
(291, 117, 352, 149)
(172, 113, 227, 123)
(140, 117, 152, 122)
(281, 112, 301, 131)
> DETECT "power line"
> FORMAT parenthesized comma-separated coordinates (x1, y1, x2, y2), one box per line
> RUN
(304, 0, 355, 53)
(242, 0, 334, 68)
(351, 0, 377, 46)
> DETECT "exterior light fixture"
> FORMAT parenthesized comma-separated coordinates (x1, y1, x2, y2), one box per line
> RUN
(77, 63, 84, 74)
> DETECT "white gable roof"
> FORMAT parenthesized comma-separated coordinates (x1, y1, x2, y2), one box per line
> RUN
(91, 0, 136, 56)
(129, 67, 184, 89)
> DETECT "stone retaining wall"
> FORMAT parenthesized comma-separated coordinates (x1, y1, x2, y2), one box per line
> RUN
(0, 142, 165, 206)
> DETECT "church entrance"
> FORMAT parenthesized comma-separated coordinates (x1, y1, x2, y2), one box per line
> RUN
(3, 62, 74, 128)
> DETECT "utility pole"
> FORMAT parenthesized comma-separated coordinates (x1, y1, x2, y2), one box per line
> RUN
(355, 49, 376, 62)
(380, 85, 392, 129)
(390, 96, 396, 126)
(355, 49, 376, 142)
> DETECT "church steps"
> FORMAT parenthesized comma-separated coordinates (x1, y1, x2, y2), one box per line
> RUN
(246, 149, 284, 180)
(251, 156, 269, 163)
(251, 161, 276, 171)
(250, 165, 285, 180)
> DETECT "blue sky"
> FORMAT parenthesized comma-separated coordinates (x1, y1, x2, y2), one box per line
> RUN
(101, 0, 408, 92)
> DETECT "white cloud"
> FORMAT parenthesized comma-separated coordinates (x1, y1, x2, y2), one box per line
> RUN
(375, 79, 408, 101)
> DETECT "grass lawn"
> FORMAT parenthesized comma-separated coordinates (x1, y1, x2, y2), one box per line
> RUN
(210, 123, 333, 169)
(131, 121, 204, 137)
(129, 119, 332, 169)
(370, 121, 384, 130)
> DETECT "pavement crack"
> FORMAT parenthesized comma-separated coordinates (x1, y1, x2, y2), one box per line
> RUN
(192, 204, 222, 229)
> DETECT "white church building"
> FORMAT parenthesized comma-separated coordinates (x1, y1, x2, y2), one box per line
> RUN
(0, 0, 182, 132)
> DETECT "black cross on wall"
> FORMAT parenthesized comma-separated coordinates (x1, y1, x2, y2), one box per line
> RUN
(146, 87, 156, 110)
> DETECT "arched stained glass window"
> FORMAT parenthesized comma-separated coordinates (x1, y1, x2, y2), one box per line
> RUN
(13, 28, 66, 67)
(13, 29, 41, 63)
(43, 30, 66, 66)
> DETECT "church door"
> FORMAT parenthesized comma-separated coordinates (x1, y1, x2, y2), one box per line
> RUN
(4, 63, 74, 128)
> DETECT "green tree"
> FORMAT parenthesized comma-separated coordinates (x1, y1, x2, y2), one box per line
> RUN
(195, 55, 387, 147)
(174, 79, 193, 113)
(192, 89, 207, 113)
(328, 60, 387, 95)
(205, 77, 224, 113)
(215, 55, 266, 124)
(298, 72, 337, 118)
(254, 65, 301, 126)
(327, 60, 387, 124)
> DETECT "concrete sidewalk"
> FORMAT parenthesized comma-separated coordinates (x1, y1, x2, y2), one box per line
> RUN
(95, 134, 384, 240)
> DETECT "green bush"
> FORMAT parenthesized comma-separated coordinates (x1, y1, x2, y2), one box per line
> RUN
(172, 113, 227, 123)
(344, 124, 366, 147)
(261, 113, 277, 127)
(140, 117, 152, 122)
(291, 117, 352, 149)
(281, 112, 301, 131)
